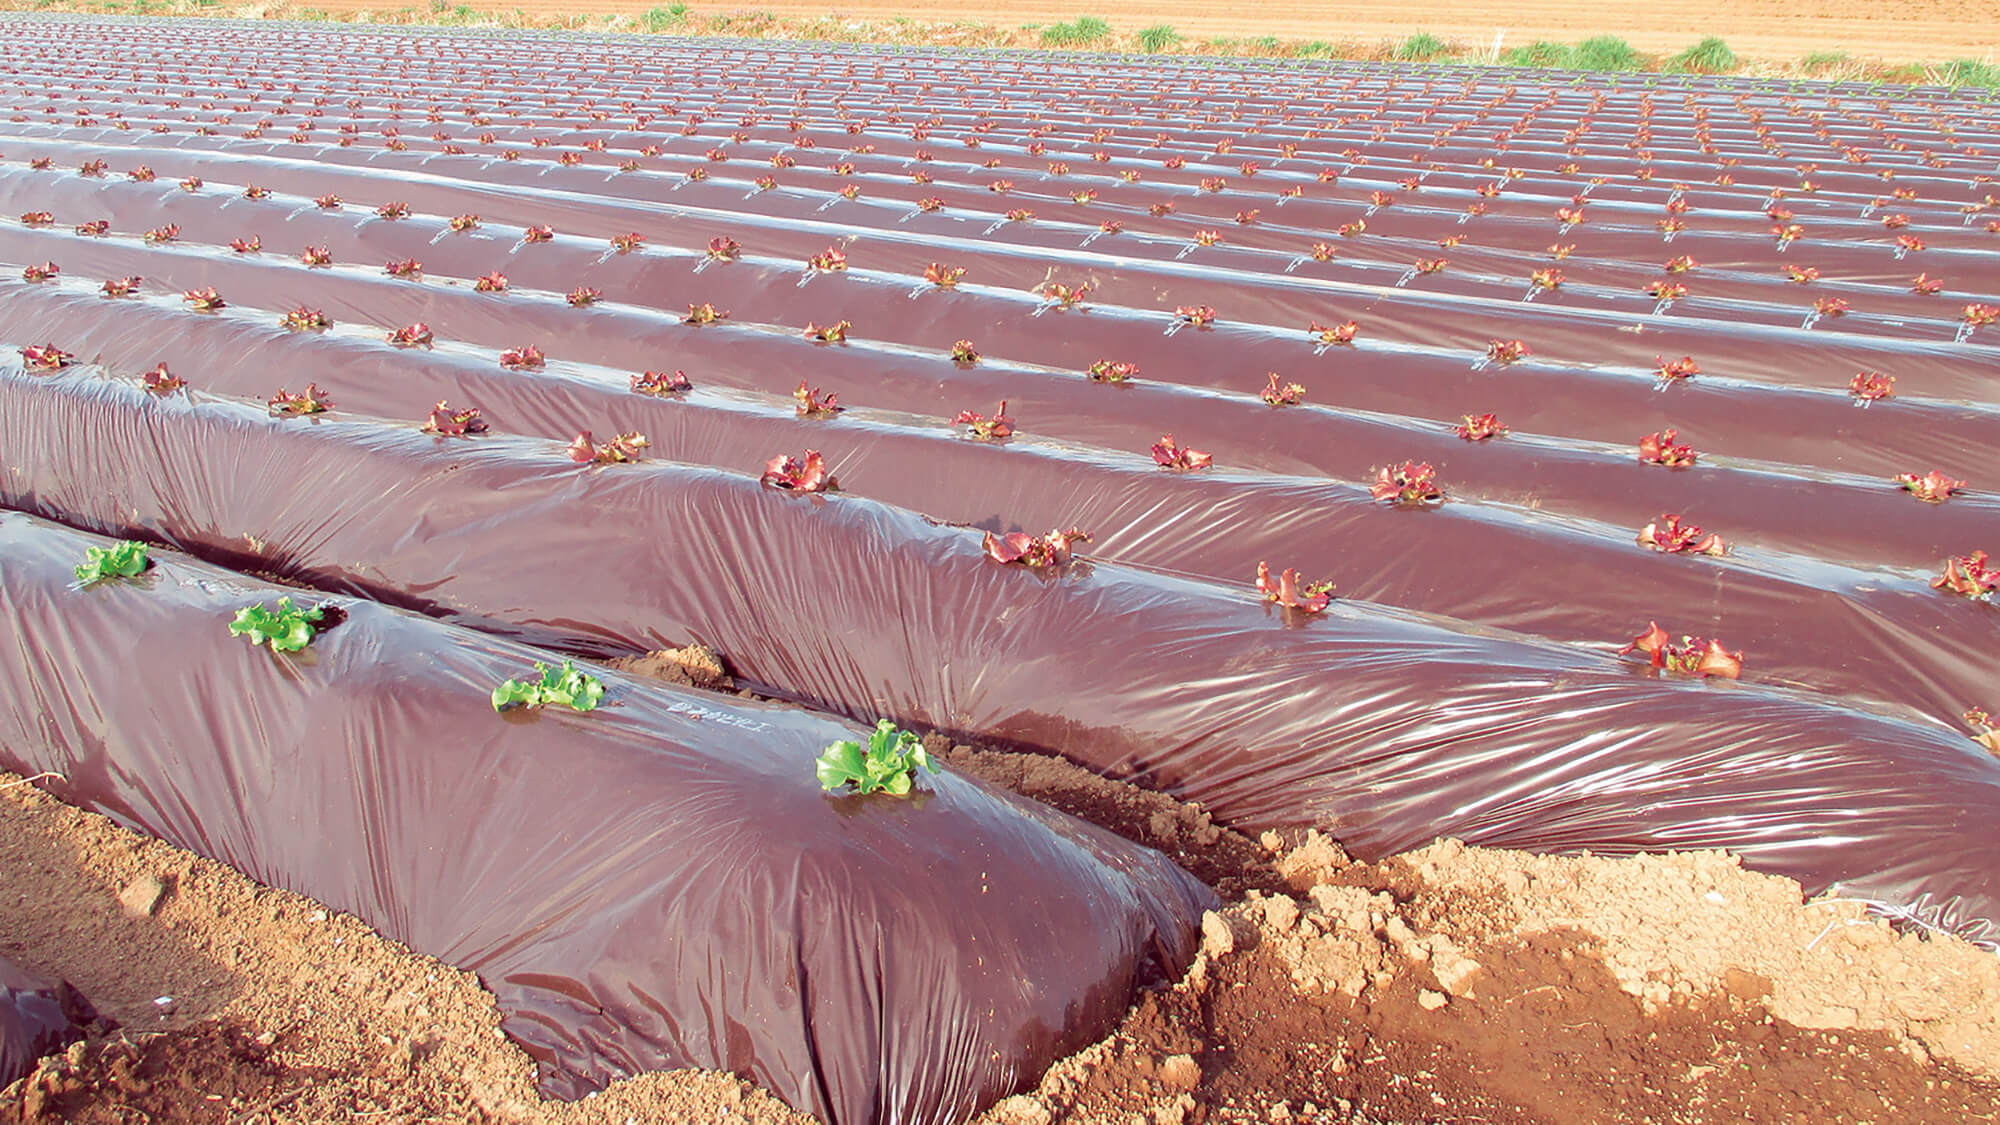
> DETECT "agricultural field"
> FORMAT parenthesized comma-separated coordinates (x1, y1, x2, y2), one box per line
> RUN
(0, 13, 1997, 1125)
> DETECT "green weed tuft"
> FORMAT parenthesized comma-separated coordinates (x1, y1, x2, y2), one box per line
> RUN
(1136, 23, 1179, 52)
(1040, 15, 1110, 48)
(1668, 36, 1737, 74)
(1395, 31, 1448, 61)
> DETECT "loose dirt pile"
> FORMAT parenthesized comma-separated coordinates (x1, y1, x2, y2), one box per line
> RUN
(4, 751, 1999, 1124)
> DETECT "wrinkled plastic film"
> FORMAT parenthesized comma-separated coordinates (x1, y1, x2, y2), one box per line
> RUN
(0, 369, 1992, 947)
(0, 512, 1215, 1124)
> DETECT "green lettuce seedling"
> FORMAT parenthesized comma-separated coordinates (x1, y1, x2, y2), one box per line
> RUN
(816, 720, 936, 797)
(491, 661, 605, 713)
(74, 541, 149, 584)
(228, 597, 327, 653)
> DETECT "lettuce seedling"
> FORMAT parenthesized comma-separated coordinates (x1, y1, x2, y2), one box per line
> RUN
(632, 370, 692, 396)
(1370, 462, 1444, 506)
(143, 363, 185, 394)
(1638, 429, 1697, 467)
(1261, 374, 1306, 407)
(954, 401, 1012, 440)
(984, 527, 1089, 569)
(1619, 622, 1742, 679)
(1638, 514, 1727, 556)
(1255, 561, 1334, 613)
(815, 719, 935, 796)
(762, 451, 836, 492)
(1455, 413, 1506, 441)
(1933, 550, 1998, 600)
(1151, 435, 1212, 471)
(568, 431, 648, 464)
(1895, 470, 1964, 503)
(491, 661, 605, 713)
(422, 401, 488, 436)
(228, 597, 327, 653)
(20, 344, 73, 372)
(74, 541, 149, 584)
(1849, 372, 1894, 402)
(795, 380, 843, 415)
(269, 384, 333, 416)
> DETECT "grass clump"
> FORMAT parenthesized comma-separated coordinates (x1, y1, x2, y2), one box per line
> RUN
(1667, 36, 1737, 73)
(1934, 58, 2000, 87)
(1573, 34, 1643, 71)
(636, 3, 688, 32)
(1502, 40, 1572, 67)
(1041, 15, 1110, 48)
(1136, 23, 1179, 52)
(1395, 31, 1448, 61)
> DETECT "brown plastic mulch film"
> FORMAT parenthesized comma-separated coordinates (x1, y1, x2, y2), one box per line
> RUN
(0, 959, 93, 1091)
(0, 512, 1216, 1125)
(1, 366, 1994, 950)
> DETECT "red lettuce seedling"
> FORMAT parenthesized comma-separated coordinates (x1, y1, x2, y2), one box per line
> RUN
(1895, 470, 1965, 503)
(1455, 413, 1507, 441)
(230, 235, 261, 253)
(1530, 267, 1563, 290)
(1664, 255, 1699, 274)
(1638, 429, 1698, 467)
(18, 211, 52, 226)
(1784, 265, 1818, 284)
(611, 232, 645, 253)
(422, 401, 489, 436)
(22, 262, 58, 283)
(567, 286, 602, 307)
(1255, 561, 1334, 614)
(491, 660, 605, 713)
(1038, 280, 1092, 308)
(228, 597, 328, 653)
(100, 276, 142, 298)
(1638, 514, 1727, 556)
(1310, 320, 1359, 347)
(475, 272, 509, 293)
(807, 246, 847, 272)
(1813, 296, 1849, 318)
(925, 263, 965, 289)
(761, 450, 835, 492)
(499, 345, 545, 370)
(1088, 359, 1138, 383)
(300, 246, 333, 267)
(707, 237, 741, 261)
(954, 401, 1013, 440)
(1966, 709, 2000, 755)
(1151, 435, 1213, 471)
(269, 384, 333, 416)
(375, 201, 410, 220)
(684, 303, 727, 325)
(815, 719, 936, 797)
(389, 323, 434, 348)
(1484, 339, 1530, 365)
(568, 431, 648, 464)
(75, 220, 109, 237)
(1174, 304, 1217, 328)
(1647, 280, 1689, 302)
(632, 370, 693, 396)
(523, 225, 555, 243)
(281, 307, 331, 331)
(1911, 273, 1944, 296)
(243, 185, 270, 199)
(20, 344, 73, 372)
(795, 379, 844, 416)
(949, 340, 980, 365)
(983, 527, 1089, 569)
(1370, 462, 1444, 506)
(385, 258, 423, 278)
(143, 363, 184, 394)
(143, 223, 179, 244)
(1964, 304, 2000, 329)
(182, 287, 226, 311)
(1849, 371, 1894, 401)
(1619, 622, 1743, 679)
(1656, 355, 1700, 381)
(74, 540, 149, 584)
(803, 321, 850, 344)
(1261, 373, 1306, 406)
(448, 213, 479, 231)
(1933, 550, 1998, 600)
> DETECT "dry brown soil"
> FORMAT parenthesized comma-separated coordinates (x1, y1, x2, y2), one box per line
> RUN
(294, 0, 2000, 66)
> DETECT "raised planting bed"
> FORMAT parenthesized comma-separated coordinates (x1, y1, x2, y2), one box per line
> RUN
(0, 511, 1215, 1125)
(0, 363, 1994, 946)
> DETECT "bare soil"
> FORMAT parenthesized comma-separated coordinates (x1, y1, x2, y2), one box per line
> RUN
(8, 717, 1997, 1124)
(245, 0, 2000, 67)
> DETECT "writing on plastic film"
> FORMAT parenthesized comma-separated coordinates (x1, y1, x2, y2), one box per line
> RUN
(664, 699, 773, 732)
